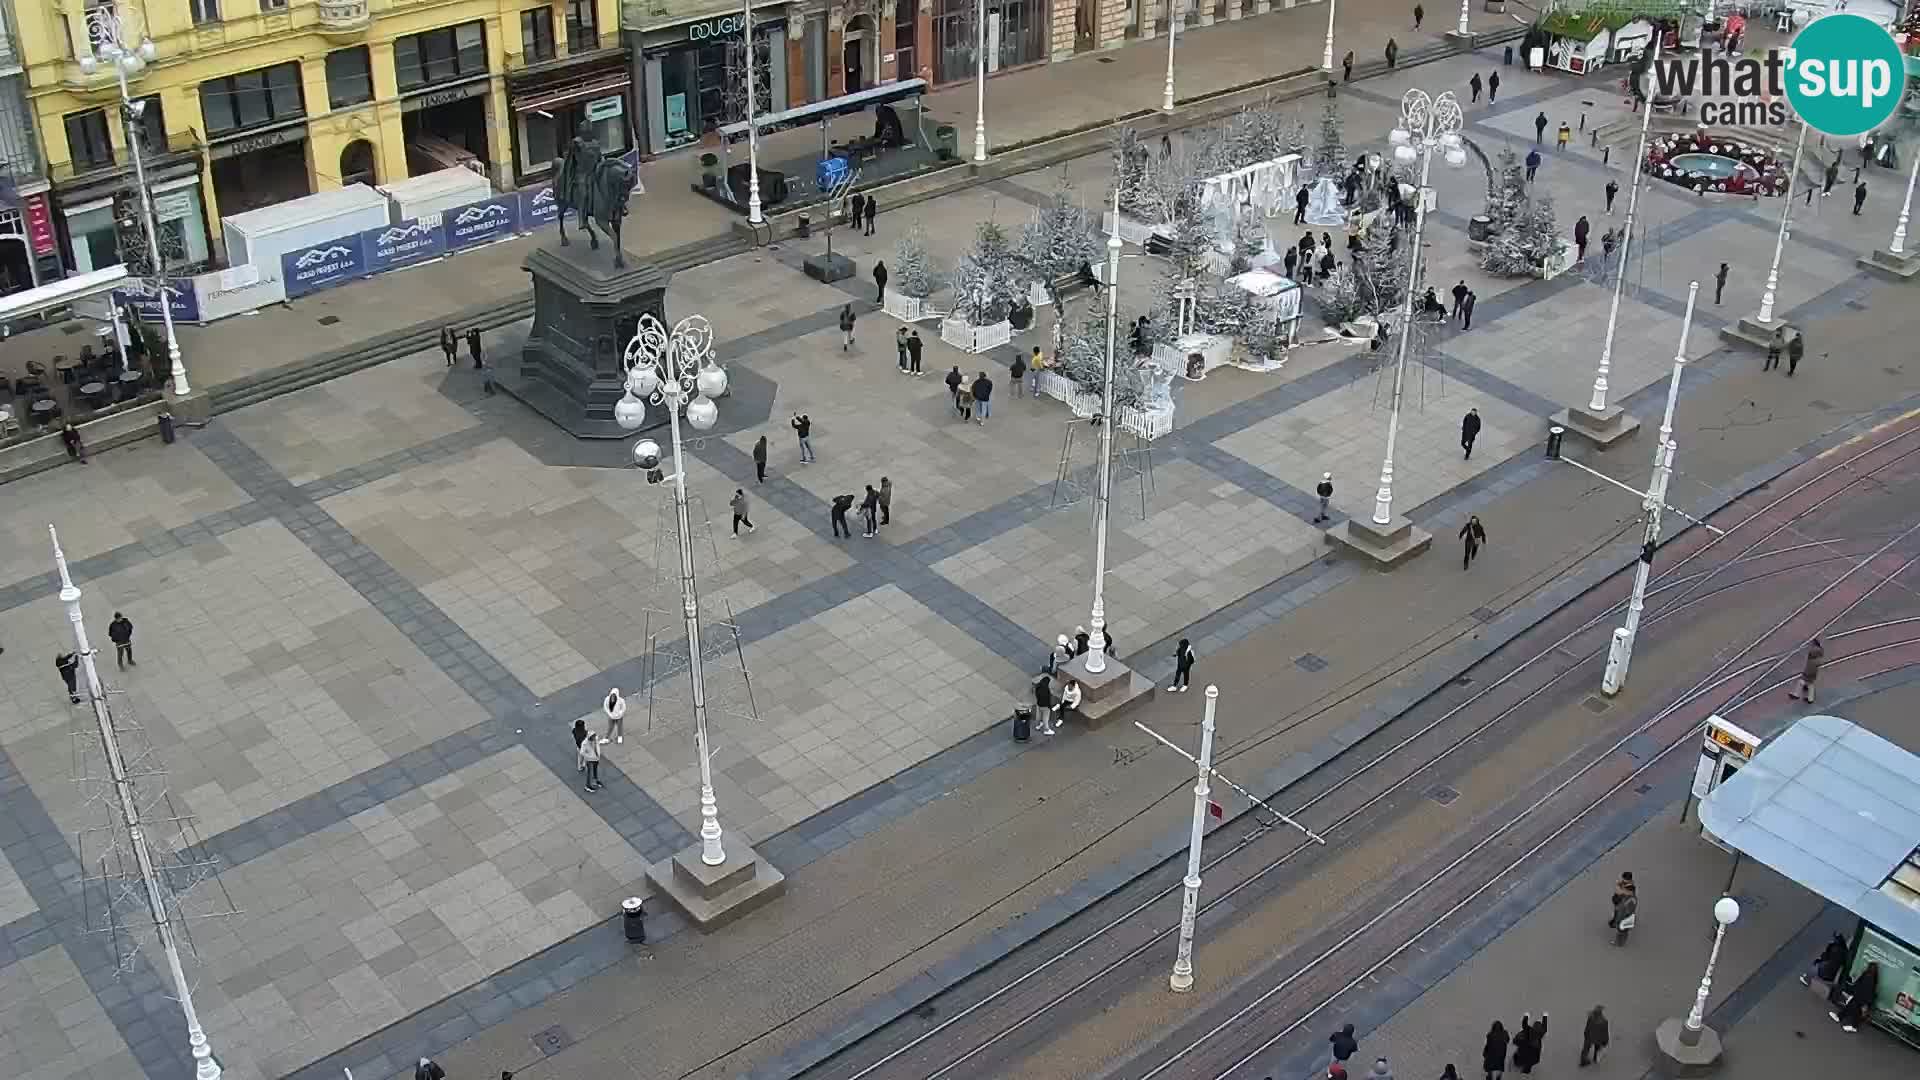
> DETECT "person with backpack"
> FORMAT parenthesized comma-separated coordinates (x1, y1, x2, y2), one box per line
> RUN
(838, 303, 856, 351)
(1169, 638, 1196, 692)
(1032, 673, 1056, 737)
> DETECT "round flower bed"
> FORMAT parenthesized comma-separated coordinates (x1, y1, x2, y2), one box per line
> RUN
(1644, 130, 1790, 197)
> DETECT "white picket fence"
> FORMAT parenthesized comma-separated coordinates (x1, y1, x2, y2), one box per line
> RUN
(1033, 371, 1174, 440)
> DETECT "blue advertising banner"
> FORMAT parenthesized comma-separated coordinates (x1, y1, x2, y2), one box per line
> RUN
(522, 183, 558, 227)
(281, 237, 368, 298)
(444, 196, 520, 251)
(362, 216, 447, 274)
(113, 277, 200, 324)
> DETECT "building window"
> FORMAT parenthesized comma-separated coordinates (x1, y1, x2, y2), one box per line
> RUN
(64, 108, 114, 170)
(200, 62, 306, 136)
(129, 95, 165, 155)
(566, 0, 597, 52)
(395, 22, 488, 92)
(325, 47, 374, 109)
(259, 0, 288, 8)
(189, 0, 221, 26)
(521, 7, 556, 63)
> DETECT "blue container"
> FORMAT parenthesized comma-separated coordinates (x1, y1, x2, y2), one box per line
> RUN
(816, 155, 850, 192)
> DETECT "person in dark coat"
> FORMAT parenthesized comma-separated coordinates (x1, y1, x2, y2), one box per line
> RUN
(61, 423, 88, 464)
(864, 195, 878, 234)
(1461, 408, 1481, 459)
(1296, 185, 1312, 223)
(1512, 1014, 1545, 1074)
(1460, 515, 1487, 569)
(946, 364, 965, 407)
(1482, 1021, 1508, 1080)
(1385, 38, 1399, 68)
(1329, 1022, 1359, 1066)
(847, 191, 866, 224)
(1469, 72, 1483, 102)
(1787, 331, 1805, 377)
(873, 259, 889, 303)
(439, 326, 458, 367)
(466, 327, 483, 369)
(1830, 962, 1880, 1031)
(879, 476, 893, 525)
(830, 493, 854, 538)
(57, 651, 81, 704)
(970, 371, 994, 423)
(572, 718, 589, 771)
(1578, 1005, 1609, 1066)
(1462, 290, 1477, 331)
(1033, 672, 1056, 736)
(1789, 638, 1824, 701)
(860, 485, 881, 538)
(1343, 50, 1355, 81)
(1413, 3, 1424, 27)
(792, 412, 815, 462)
(1803, 933, 1850, 987)
(108, 612, 135, 669)
(1284, 247, 1299, 279)
(753, 434, 768, 482)
(839, 303, 856, 351)
(907, 330, 924, 375)
(1534, 112, 1549, 144)
(1009, 350, 1027, 397)
(1488, 70, 1500, 102)
(1169, 638, 1197, 691)
(1853, 179, 1868, 215)
(1573, 215, 1591, 261)
(415, 1057, 447, 1080)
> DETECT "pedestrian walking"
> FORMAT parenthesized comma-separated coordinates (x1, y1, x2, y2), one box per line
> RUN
(1385, 38, 1398, 68)
(1787, 330, 1804, 376)
(1765, 327, 1784, 371)
(1009, 350, 1027, 397)
(1441, 1067, 1461, 1080)
(604, 687, 627, 743)
(1342, 50, 1355, 82)
(908, 329, 924, 375)
(108, 612, 134, 669)
(1788, 638, 1824, 701)
(864, 195, 878, 235)
(1714, 262, 1729, 304)
(895, 326, 910, 373)
(1460, 514, 1487, 569)
(1802, 934, 1849, 988)
(1823, 160, 1839, 196)
(415, 1057, 448, 1080)
(1604, 178, 1619, 213)
(1482, 1021, 1509, 1080)
(946, 364, 964, 406)
(1319, 248, 1336, 280)
(730, 488, 756, 536)
(878, 475, 894, 525)
(1524, 148, 1541, 182)
(1460, 407, 1481, 459)
(848, 191, 866, 224)
(1169, 638, 1196, 692)
(1412, 3, 1423, 27)
(1556, 123, 1571, 150)
(860, 485, 880, 537)
(1573, 215, 1590, 261)
(572, 718, 589, 769)
(61, 423, 87, 464)
(1314, 472, 1335, 523)
(1284, 246, 1299, 279)
(1830, 962, 1881, 1032)
(1131, 315, 1152, 356)
(578, 729, 607, 791)
(1610, 885, 1637, 945)
(1330, 1023, 1359, 1067)
(56, 651, 80, 704)
(1487, 70, 1500, 102)
(1511, 1015, 1544, 1075)
(1578, 1006, 1609, 1066)
(873, 260, 889, 304)
(839, 303, 856, 350)
(1470, 72, 1482, 102)
(466, 327, 483, 369)
(1033, 672, 1056, 736)
(1028, 345, 1045, 393)
(956, 382, 975, 422)
(753, 434, 769, 482)
(1296, 185, 1312, 224)
(439, 326, 458, 367)
(1600, 227, 1616, 260)
(792, 412, 815, 462)
(830, 493, 854, 538)
(1371, 1058, 1394, 1080)
(1854, 180, 1868, 215)
(1451, 279, 1469, 318)
(1461, 289, 1477, 330)
(971, 371, 994, 422)
(1534, 111, 1549, 144)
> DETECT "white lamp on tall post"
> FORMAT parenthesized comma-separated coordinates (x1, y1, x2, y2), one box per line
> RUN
(1321, 0, 1338, 73)
(1681, 897, 1742, 1045)
(1757, 122, 1808, 325)
(1168, 684, 1218, 993)
(1456, 0, 1470, 36)
(1656, 894, 1741, 1069)
(1162, 0, 1179, 113)
(973, 0, 988, 163)
(614, 314, 732, 867)
(78, 10, 189, 397)
(1084, 190, 1125, 676)
(1887, 148, 1919, 256)
(742, 0, 763, 225)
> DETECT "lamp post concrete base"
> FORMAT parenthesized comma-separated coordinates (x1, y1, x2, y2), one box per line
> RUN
(167, 387, 213, 425)
(1858, 246, 1920, 281)
(1652, 1016, 1726, 1076)
(1445, 30, 1479, 46)
(1326, 514, 1432, 568)
(1058, 653, 1156, 729)
(1718, 313, 1797, 353)
(1551, 403, 1642, 449)
(645, 840, 786, 932)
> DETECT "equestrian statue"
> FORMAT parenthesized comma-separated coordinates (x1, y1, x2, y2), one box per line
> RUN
(552, 135, 636, 269)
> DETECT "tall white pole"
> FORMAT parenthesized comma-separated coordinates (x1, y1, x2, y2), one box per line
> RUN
(1373, 130, 1436, 526)
(111, 44, 188, 396)
(1602, 281, 1695, 696)
(1682, 899, 1741, 1045)
(1162, 0, 1178, 113)
(1169, 684, 1218, 993)
(1456, 0, 1469, 36)
(1757, 122, 1808, 324)
(973, 0, 988, 163)
(1588, 39, 1658, 415)
(743, 0, 762, 225)
(53, 527, 221, 1080)
(1322, 0, 1338, 73)
(1889, 148, 1919, 255)
(1085, 190, 1123, 676)
(664, 345, 727, 867)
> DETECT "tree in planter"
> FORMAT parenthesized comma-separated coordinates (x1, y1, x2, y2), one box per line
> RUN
(1229, 206, 1268, 274)
(1316, 264, 1368, 326)
(1484, 147, 1528, 236)
(1312, 99, 1346, 179)
(950, 221, 1026, 326)
(1355, 218, 1410, 315)
(1021, 182, 1100, 310)
(1054, 308, 1146, 409)
(1481, 190, 1564, 277)
(1111, 127, 1151, 218)
(893, 223, 937, 299)
(1284, 113, 1312, 162)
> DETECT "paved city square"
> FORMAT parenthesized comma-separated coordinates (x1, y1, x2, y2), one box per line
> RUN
(0, 40, 1902, 1080)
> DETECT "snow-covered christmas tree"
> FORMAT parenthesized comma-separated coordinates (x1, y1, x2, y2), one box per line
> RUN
(1355, 219, 1409, 314)
(1312, 99, 1345, 179)
(1230, 207, 1267, 274)
(1054, 308, 1145, 408)
(893, 223, 936, 298)
(1021, 181, 1100, 305)
(1111, 127, 1151, 217)
(1316, 263, 1368, 326)
(1159, 202, 1216, 284)
(1481, 190, 1564, 277)
(951, 221, 1026, 325)
(1284, 113, 1311, 161)
(1484, 147, 1528, 236)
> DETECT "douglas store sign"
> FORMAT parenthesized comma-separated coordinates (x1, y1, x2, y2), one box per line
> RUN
(685, 12, 750, 40)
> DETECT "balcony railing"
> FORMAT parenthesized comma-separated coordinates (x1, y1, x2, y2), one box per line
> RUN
(316, 0, 371, 33)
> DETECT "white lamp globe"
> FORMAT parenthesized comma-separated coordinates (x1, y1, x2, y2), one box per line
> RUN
(1440, 131, 1463, 151)
(1388, 127, 1411, 147)
(627, 364, 660, 398)
(79, 55, 97, 75)
(1394, 144, 1417, 165)
(685, 394, 719, 431)
(612, 393, 647, 431)
(1445, 147, 1467, 168)
(1713, 896, 1741, 926)
(139, 39, 157, 62)
(121, 52, 144, 75)
(100, 41, 121, 60)
(695, 362, 727, 398)
(633, 439, 662, 468)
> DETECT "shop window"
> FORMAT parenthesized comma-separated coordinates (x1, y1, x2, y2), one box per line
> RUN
(396, 22, 488, 92)
(895, 0, 917, 80)
(521, 7, 556, 63)
(200, 62, 306, 135)
(260, 0, 288, 8)
(64, 108, 113, 170)
(189, 0, 221, 25)
(326, 47, 374, 110)
(565, 0, 597, 53)
(128, 95, 165, 155)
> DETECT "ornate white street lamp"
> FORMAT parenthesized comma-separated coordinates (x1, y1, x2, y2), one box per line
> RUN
(1580, 39, 1660, 424)
(79, 10, 189, 397)
(1888, 148, 1919, 256)
(1372, 89, 1466, 527)
(1456, 0, 1470, 35)
(1757, 122, 1808, 324)
(1683, 897, 1742, 1044)
(614, 313, 732, 866)
(1162, 0, 1179, 113)
(974, 0, 988, 163)
(1084, 191, 1125, 675)
(742, 0, 763, 225)
(1322, 0, 1338, 73)
(1169, 684, 1218, 992)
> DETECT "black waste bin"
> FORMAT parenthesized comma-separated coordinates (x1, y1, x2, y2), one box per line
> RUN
(622, 896, 646, 943)
(157, 410, 176, 444)
(1012, 704, 1033, 742)
(796, 213, 812, 238)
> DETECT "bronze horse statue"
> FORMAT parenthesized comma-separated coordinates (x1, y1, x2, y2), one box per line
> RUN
(552, 135, 637, 269)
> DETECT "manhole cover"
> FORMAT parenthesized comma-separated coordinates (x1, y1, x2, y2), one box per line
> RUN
(532, 1024, 574, 1056)
(1471, 606, 1499, 624)
(1428, 784, 1461, 806)
(1583, 695, 1612, 714)
(317, 314, 342, 326)
(1295, 653, 1329, 673)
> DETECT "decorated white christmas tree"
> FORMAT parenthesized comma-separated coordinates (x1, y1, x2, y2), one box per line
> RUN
(1316, 263, 1368, 326)
(893, 223, 936, 298)
(1111, 127, 1150, 217)
(1055, 308, 1146, 409)
(1313, 99, 1346, 179)
(1230, 207, 1267, 274)
(1484, 146, 1528, 236)
(1481, 189, 1564, 277)
(1021, 181, 1100, 305)
(1355, 220, 1409, 314)
(950, 221, 1026, 325)
(1284, 113, 1311, 161)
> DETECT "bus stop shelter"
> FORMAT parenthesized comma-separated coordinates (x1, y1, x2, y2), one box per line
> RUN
(1698, 713, 1920, 1045)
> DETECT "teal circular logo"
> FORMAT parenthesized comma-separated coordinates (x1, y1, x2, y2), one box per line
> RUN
(1783, 14, 1906, 138)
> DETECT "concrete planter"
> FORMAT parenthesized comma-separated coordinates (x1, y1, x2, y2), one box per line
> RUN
(1101, 210, 1160, 247)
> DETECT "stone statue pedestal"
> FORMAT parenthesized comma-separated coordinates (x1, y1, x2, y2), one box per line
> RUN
(493, 243, 669, 439)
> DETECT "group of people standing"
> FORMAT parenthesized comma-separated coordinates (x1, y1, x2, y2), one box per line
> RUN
(1325, 1005, 1609, 1080)
(438, 326, 485, 370)
(830, 478, 892, 539)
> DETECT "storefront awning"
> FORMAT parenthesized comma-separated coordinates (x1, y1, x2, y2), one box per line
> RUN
(0, 265, 127, 325)
(1699, 714, 1920, 946)
(718, 79, 928, 144)
(513, 72, 632, 113)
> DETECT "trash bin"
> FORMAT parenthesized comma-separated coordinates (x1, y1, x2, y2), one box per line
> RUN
(1012, 704, 1033, 742)
(935, 125, 959, 161)
(796, 213, 811, 239)
(157, 410, 176, 445)
(622, 896, 646, 943)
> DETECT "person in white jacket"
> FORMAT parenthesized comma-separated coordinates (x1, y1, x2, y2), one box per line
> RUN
(1058, 681, 1083, 725)
(578, 728, 608, 791)
(604, 687, 627, 743)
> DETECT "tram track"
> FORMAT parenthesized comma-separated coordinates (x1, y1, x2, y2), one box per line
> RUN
(789, 418, 1920, 1080)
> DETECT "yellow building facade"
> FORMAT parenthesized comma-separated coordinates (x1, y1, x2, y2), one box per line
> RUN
(19, 0, 628, 272)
